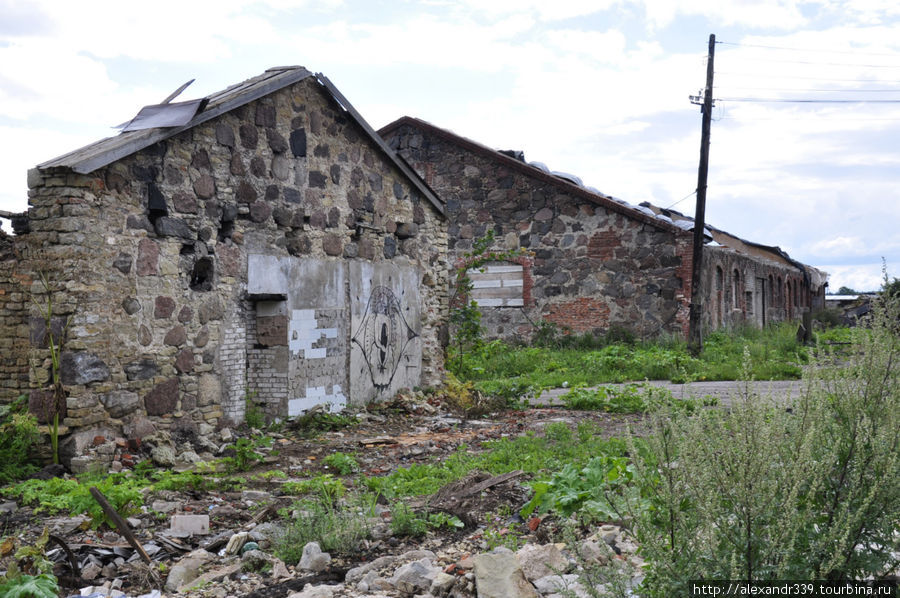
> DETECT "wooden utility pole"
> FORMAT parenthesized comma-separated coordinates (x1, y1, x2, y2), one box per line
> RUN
(688, 33, 716, 355)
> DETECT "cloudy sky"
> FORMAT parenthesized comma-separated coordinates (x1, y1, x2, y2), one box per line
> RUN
(1, 0, 898, 291)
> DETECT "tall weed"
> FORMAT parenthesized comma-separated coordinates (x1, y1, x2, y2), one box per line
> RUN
(631, 294, 900, 594)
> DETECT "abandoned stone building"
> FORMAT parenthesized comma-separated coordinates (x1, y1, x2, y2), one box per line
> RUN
(641, 204, 828, 330)
(0, 67, 448, 459)
(379, 116, 826, 340)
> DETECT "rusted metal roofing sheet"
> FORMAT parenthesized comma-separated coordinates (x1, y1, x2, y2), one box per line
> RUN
(39, 66, 314, 174)
(37, 66, 443, 216)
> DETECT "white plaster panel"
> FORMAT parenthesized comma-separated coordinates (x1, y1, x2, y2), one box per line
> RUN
(248, 254, 290, 295)
(349, 261, 422, 405)
(288, 384, 347, 416)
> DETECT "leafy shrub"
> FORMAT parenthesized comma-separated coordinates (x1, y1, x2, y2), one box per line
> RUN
(631, 293, 900, 594)
(521, 453, 646, 525)
(3, 474, 143, 529)
(322, 452, 359, 475)
(0, 527, 59, 598)
(389, 501, 429, 537)
(222, 436, 269, 472)
(0, 397, 40, 483)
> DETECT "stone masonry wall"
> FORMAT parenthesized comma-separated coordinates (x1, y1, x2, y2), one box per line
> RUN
(385, 122, 690, 340)
(12, 76, 447, 449)
(0, 230, 29, 402)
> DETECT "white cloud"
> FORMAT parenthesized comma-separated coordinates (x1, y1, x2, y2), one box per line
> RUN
(819, 264, 888, 292)
(640, 0, 810, 30)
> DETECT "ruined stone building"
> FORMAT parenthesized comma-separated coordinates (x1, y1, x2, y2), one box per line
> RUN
(641, 204, 828, 330)
(379, 117, 826, 340)
(0, 67, 448, 457)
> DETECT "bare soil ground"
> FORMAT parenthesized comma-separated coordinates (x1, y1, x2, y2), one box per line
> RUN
(1, 403, 644, 597)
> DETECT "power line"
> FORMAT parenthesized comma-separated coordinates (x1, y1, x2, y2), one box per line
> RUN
(666, 190, 696, 210)
(719, 40, 900, 58)
(716, 71, 900, 83)
(718, 97, 900, 104)
(719, 116, 900, 122)
(722, 56, 900, 69)
(717, 87, 900, 93)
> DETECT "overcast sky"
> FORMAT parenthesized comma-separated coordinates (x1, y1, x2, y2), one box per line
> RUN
(2, 0, 899, 291)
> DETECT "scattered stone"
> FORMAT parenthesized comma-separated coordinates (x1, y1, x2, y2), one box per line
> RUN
(516, 542, 571, 580)
(165, 548, 215, 592)
(532, 573, 584, 595)
(81, 561, 102, 580)
(298, 541, 331, 572)
(287, 584, 337, 598)
(150, 445, 176, 467)
(473, 551, 540, 598)
(271, 558, 291, 579)
(392, 558, 439, 594)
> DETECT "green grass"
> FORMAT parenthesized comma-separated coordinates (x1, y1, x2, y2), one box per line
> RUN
(363, 421, 629, 500)
(453, 322, 809, 397)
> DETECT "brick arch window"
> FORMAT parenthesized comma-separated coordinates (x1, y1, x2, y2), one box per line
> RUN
(716, 266, 724, 291)
(777, 276, 783, 307)
(733, 269, 741, 308)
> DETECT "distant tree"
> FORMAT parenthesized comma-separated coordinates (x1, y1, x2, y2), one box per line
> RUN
(836, 286, 857, 295)
(882, 277, 900, 298)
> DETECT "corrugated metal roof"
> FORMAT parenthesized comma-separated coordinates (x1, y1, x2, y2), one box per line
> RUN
(40, 67, 314, 174)
(37, 66, 444, 215)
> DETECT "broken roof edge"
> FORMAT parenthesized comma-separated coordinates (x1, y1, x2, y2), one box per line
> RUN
(314, 76, 444, 217)
(378, 116, 685, 236)
(644, 202, 827, 287)
(39, 67, 314, 174)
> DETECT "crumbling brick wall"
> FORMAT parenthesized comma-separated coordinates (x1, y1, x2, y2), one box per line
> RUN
(702, 246, 810, 331)
(384, 120, 691, 340)
(12, 76, 447, 447)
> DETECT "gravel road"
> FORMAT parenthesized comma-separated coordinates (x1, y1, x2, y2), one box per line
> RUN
(536, 379, 804, 407)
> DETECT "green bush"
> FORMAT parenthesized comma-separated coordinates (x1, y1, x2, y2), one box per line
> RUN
(631, 292, 900, 594)
(275, 494, 371, 559)
(3, 473, 143, 529)
(0, 397, 40, 483)
(389, 501, 429, 537)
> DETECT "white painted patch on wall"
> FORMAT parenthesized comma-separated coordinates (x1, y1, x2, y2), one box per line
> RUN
(288, 384, 347, 416)
(287, 309, 335, 358)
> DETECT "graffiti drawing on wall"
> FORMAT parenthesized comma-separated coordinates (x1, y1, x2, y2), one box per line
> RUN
(351, 286, 418, 389)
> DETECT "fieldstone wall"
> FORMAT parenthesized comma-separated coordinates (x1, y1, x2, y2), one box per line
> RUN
(7, 75, 447, 450)
(383, 121, 692, 340)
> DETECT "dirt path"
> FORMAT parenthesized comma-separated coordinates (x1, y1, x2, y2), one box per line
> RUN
(536, 379, 804, 406)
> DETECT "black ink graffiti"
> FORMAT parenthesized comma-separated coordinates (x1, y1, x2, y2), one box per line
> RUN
(351, 286, 418, 390)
